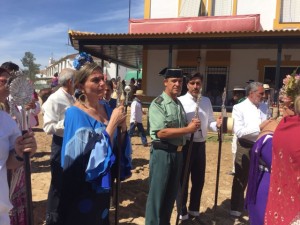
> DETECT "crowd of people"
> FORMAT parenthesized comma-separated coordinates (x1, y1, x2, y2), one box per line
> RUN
(1, 55, 299, 225)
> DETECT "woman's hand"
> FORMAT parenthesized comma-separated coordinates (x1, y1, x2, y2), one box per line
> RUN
(106, 106, 127, 139)
(15, 131, 37, 158)
(7, 131, 37, 169)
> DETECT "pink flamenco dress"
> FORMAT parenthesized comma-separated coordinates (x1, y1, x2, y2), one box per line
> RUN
(264, 115, 300, 225)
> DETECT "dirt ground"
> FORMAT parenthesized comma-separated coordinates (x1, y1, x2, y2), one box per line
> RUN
(30, 113, 249, 225)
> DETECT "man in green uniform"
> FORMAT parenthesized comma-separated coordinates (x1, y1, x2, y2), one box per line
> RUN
(145, 68, 200, 225)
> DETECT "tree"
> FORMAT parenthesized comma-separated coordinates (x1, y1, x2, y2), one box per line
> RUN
(21, 52, 41, 81)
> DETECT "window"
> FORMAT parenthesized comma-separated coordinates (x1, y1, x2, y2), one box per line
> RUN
(281, 0, 300, 23)
(179, 0, 201, 17)
(205, 67, 228, 106)
(264, 66, 300, 87)
(211, 0, 233, 16)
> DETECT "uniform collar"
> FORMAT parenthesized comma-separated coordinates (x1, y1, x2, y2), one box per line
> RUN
(162, 91, 178, 104)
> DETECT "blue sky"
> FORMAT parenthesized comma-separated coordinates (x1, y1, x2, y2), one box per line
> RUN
(0, 0, 144, 69)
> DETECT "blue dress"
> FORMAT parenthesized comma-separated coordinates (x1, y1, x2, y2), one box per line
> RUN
(60, 105, 132, 225)
(246, 134, 273, 225)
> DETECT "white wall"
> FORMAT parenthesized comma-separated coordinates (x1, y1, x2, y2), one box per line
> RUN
(151, 0, 179, 18)
(229, 49, 276, 88)
(145, 48, 300, 98)
(237, 0, 277, 30)
(145, 49, 178, 96)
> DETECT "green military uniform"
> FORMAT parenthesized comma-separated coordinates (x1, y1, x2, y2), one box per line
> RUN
(145, 91, 187, 225)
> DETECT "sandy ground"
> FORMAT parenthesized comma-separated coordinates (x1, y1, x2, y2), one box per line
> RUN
(30, 114, 249, 225)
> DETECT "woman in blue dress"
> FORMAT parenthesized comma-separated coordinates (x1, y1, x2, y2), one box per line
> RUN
(59, 62, 132, 225)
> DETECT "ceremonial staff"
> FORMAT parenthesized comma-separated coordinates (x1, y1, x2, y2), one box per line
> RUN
(10, 75, 34, 225)
(176, 88, 202, 225)
(115, 77, 124, 225)
(214, 87, 227, 213)
(124, 85, 131, 113)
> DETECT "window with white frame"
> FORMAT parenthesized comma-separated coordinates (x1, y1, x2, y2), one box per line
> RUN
(212, 0, 233, 16)
(179, 0, 201, 17)
(281, 0, 300, 23)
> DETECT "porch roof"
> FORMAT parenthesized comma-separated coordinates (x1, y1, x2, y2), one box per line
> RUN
(69, 29, 300, 69)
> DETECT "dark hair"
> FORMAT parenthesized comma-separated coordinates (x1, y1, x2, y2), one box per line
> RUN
(186, 72, 203, 83)
(1, 62, 19, 72)
(0, 67, 10, 76)
(106, 80, 113, 90)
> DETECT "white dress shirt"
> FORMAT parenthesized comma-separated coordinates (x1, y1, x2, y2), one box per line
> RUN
(232, 98, 268, 142)
(130, 97, 143, 123)
(179, 92, 217, 142)
(42, 87, 75, 137)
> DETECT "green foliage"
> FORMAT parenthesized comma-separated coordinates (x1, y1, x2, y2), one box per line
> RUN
(21, 52, 41, 81)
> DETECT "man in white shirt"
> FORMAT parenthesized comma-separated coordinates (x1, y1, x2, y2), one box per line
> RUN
(128, 90, 148, 147)
(177, 72, 222, 220)
(42, 68, 76, 225)
(230, 82, 271, 217)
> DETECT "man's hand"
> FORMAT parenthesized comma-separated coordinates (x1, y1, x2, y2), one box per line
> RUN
(259, 118, 274, 131)
(216, 115, 222, 128)
(187, 118, 201, 133)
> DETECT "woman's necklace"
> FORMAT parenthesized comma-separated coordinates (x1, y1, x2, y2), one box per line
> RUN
(78, 100, 108, 124)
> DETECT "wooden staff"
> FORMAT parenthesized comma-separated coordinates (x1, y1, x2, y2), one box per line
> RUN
(115, 77, 124, 225)
(214, 87, 227, 214)
(176, 89, 202, 225)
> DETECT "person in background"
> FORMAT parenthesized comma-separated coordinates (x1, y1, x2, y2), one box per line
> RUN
(230, 82, 271, 218)
(110, 78, 118, 99)
(145, 68, 200, 225)
(51, 72, 59, 88)
(1, 61, 40, 225)
(177, 72, 222, 221)
(42, 68, 76, 225)
(137, 78, 142, 90)
(32, 90, 40, 126)
(128, 90, 148, 147)
(0, 110, 37, 225)
(0, 68, 11, 111)
(0, 66, 37, 225)
(101, 79, 117, 110)
(228, 86, 246, 175)
(262, 84, 270, 103)
(228, 86, 246, 106)
(128, 78, 137, 101)
(58, 62, 131, 225)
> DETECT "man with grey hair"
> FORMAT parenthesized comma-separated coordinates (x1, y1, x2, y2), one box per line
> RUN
(230, 81, 272, 218)
(42, 68, 76, 225)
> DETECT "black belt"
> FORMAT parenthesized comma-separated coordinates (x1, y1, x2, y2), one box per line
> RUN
(152, 140, 183, 152)
(238, 138, 254, 148)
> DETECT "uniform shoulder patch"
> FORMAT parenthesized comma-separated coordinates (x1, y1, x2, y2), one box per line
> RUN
(154, 96, 164, 105)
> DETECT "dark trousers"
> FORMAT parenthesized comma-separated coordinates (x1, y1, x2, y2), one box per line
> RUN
(145, 147, 183, 225)
(128, 122, 148, 145)
(177, 141, 206, 216)
(46, 135, 63, 225)
(230, 140, 251, 212)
